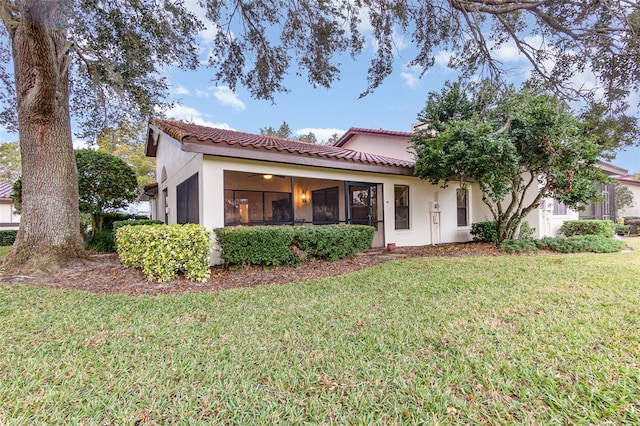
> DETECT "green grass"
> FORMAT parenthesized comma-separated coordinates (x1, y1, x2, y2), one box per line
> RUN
(1, 239, 640, 424)
(0, 246, 11, 256)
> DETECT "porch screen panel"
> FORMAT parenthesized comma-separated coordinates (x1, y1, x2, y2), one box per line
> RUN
(224, 190, 293, 225)
(312, 186, 339, 224)
(176, 173, 199, 224)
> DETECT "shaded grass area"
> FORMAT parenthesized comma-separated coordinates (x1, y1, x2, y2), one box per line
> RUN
(1, 239, 639, 424)
(0, 246, 11, 257)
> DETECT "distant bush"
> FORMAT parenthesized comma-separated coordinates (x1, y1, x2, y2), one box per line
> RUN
(625, 219, 640, 236)
(614, 224, 630, 236)
(0, 230, 17, 246)
(471, 221, 498, 242)
(558, 220, 614, 238)
(103, 213, 148, 231)
(85, 229, 116, 252)
(537, 235, 624, 253)
(472, 220, 534, 242)
(116, 224, 212, 282)
(499, 238, 538, 254)
(214, 224, 375, 266)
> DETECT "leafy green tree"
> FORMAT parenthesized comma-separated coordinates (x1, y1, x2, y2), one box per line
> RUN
(298, 132, 318, 144)
(75, 149, 138, 236)
(260, 122, 293, 139)
(96, 123, 156, 190)
(0, 0, 638, 269)
(413, 82, 610, 243)
(615, 183, 634, 212)
(12, 149, 138, 236)
(0, 141, 20, 184)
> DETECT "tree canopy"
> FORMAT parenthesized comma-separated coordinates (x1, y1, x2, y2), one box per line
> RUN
(96, 123, 156, 190)
(412, 82, 610, 242)
(75, 149, 138, 235)
(0, 141, 20, 184)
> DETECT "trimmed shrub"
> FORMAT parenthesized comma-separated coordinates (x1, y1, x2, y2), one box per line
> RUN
(294, 225, 375, 261)
(518, 221, 536, 239)
(0, 230, 17, 246)
(103, 213, 148, 231)
(471, 221, 498, 242)
(214, 224, 375, 266)
(558, 220, 614, 238)
(116, 224, 212, 282)
(214, 226, 299, 266)
(625, 219, 640, 236)
(615, 224, 630, 236)
(112, 219, 164, 231)
(536, 235, 624, 253)
(499, 238, 538, 254)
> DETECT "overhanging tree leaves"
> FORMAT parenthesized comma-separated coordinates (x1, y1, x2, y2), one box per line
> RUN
(0, 0, 638, 269)
(413, 82, 610, 242)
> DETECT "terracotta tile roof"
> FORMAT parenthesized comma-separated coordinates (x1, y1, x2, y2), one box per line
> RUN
(617, 176, 640, 185)
(151, 119, 414, 172)
(0, 181, 12, 199)
(333, 127, 415, 147)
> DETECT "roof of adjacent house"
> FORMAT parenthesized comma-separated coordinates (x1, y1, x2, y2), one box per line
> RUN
(333, 127, 414, 147)
(147, 119, 415, 175)
(598, 161, 628, 176)
(618, 176, 640, 186)
(0, 181, 12, 200)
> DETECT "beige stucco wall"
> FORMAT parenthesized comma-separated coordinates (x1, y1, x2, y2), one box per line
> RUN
(338, 134, 415, 161)
(201, 156, 491, 263)
(155, 132, 203, 225)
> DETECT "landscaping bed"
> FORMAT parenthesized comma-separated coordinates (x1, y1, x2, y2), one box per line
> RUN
(0, 242, 502, 295)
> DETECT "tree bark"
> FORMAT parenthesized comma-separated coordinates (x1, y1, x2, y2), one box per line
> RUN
(2, 0, 84, 270)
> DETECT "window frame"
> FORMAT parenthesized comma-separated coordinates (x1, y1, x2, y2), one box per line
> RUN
(456, 187, 469, 227)
(394, 184, 410, 230)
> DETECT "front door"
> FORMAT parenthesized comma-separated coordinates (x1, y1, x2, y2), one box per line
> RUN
(346, 182, 384, 247)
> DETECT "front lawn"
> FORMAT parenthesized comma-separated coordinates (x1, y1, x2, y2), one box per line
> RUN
(1, 239, 639, 424)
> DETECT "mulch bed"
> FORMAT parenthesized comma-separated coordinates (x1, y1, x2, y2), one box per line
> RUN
(0, 242, 502, 296)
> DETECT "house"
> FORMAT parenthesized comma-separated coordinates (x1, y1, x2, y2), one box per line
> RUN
(144, 119, 621, 264)
(617, 175, 640, 218)
(146, 120, 524, 264)
(0, 181, 19, 229)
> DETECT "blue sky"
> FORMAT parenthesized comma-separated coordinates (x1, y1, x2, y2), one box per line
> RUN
(0, 2, 638, 174)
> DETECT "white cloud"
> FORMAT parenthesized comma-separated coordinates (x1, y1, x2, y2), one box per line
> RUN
(212, 86, 246, 111)
(295, 127, 345, 143)
(434, 50, 453, 68)
(172, 85, 191, 95)
(164, 104, 234, 130)
(400, 64, 421, 89)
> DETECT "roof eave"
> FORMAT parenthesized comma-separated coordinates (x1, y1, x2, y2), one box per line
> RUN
(181, 139, 415, 176)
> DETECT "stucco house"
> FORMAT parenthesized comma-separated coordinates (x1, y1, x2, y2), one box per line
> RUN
(146, 119, 562, 264)
(0, 181, 19, 230)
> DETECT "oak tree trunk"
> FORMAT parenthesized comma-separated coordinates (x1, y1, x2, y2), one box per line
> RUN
(2, 1, 84, 270)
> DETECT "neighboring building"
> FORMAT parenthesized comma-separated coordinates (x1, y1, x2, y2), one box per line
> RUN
(617, 175, 640, 218)
(0, 181, 19, 229)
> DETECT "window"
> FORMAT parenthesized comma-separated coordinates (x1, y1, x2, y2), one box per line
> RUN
(553, 199, 567, 215)
(176, 173, 199, 224)
(394, 185, 410, 229)
(456, 188, 468, 227)
(224, 190, 292, 225)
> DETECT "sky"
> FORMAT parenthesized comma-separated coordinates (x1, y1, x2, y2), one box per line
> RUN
(0, 3, 638, 175)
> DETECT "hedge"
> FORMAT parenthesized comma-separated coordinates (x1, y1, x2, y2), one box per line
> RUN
(214, 224, 375, 266)
(558, 220, 614, 238)
(112, 219, 164, 231)
(0, 230, 17, 246)
(116, 224, 212, 282)
(537, 235, 624, 253)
